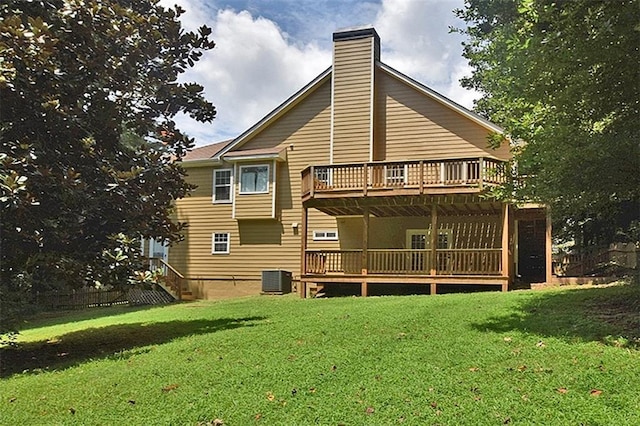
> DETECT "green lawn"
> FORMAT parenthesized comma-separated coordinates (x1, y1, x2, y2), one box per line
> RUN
(1, 283, 639, 425)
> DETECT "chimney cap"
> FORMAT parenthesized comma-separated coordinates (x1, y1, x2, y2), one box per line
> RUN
(333, 26, 379, 42)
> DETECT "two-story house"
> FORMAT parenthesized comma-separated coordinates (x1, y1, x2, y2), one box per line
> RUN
(164, 27, 551, 299)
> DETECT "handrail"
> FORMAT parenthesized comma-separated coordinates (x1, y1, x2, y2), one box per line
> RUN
(148, 257, 185, 300)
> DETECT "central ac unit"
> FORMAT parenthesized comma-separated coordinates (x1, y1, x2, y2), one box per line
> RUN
(261, 270, 292, 294)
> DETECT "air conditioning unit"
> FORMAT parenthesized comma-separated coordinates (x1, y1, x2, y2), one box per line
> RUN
(261, 270, 292, 294)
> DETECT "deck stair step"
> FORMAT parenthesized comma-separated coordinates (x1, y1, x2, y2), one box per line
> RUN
(147, 257, 191, 301)
(180, 290, 196, 301)
(307, 283, 325, 298)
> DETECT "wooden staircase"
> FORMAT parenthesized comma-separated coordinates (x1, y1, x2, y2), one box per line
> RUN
(306, 283, 325, 298)
(148, 258, 195, 301)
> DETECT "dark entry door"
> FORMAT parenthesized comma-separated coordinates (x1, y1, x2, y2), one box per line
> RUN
(518, 219, 546, 282)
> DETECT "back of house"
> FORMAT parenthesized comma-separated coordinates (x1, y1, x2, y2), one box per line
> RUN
(162, 27, 551, 299)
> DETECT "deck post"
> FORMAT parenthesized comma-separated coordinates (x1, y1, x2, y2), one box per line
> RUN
(430, 203, 438, 276)
(419, 160, 424, 194)
(501, 203, 510, 291)
(363, 163, 368, 196)
(362, 206, 369, 297)
(430, 282, 437, 295)
(300, 205, 309, 298)
(309, 166, 315, 197)
(509, 205, 516, 284)
(478, 157, 484, 190)
(545, 208, 553, 283)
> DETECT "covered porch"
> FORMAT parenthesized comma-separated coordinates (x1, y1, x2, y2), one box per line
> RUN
(299, 193, 515, 297)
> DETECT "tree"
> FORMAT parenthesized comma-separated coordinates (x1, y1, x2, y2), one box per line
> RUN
(0, 0, 216, 332)
(455, 0, 640, 247)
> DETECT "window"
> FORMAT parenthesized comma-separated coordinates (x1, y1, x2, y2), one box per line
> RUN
(239, 165, 269, 194)
(314, 167, 331, 186)
(213, 169, 232, 203)
(386, 164, 406, 185)
(211, 232, 230, 254)
(313, 230, 338, 241)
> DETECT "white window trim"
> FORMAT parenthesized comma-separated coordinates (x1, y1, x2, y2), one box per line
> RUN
(313, 230, 339, 241)
(314, 167, 333, 186)
(271, 160, 277, 219)
(384, 164, 408, 185)
(239, 164, 270, 194)
(211, 232, 230, 254)
(212, 168, 233, 204)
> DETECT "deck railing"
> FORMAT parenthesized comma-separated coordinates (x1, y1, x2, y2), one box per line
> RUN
(301, 158, 507, 197)
(306, 250, 363, 274)
(435, 249, 502, 275)
(305, 248, 502, 276)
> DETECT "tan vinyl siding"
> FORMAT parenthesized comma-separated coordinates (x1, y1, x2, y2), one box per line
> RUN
(169, 165, 230, 276)
(170, 81, 339, 281)
(234, 193, 273, 219)
(375, 70, 511, 161)
(332, 37, 374, 163)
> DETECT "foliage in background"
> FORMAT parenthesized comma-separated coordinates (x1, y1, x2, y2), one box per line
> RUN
(455, 0, 640, 247)
(0, 0, 216, 333)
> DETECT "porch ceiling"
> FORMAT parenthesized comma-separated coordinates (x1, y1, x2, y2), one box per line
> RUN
(306, 194, 502, 217)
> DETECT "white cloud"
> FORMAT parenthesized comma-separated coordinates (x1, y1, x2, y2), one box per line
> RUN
(161, 1, 331, 144)
(159, 0, 480, 146)
(202, 10, 330, 139)
(374, 0, 479, 107)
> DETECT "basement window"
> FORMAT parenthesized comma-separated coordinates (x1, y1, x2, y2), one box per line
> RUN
(313, 230, 338, 241)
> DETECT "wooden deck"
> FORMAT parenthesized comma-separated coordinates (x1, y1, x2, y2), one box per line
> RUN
(302, 157, 507, 202)
(301, 248, 508, 296)
(298, 158, 513, 298)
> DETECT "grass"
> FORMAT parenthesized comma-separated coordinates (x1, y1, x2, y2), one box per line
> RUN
(1, 283, 639, 425)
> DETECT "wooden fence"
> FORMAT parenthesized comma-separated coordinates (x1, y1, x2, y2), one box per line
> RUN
(36, 288, 129, 311)
(553, 243, 637, 277)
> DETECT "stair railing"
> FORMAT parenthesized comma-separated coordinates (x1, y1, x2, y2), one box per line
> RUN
(148, 257, 185, 300)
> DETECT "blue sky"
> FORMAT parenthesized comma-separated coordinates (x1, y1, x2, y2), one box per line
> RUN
(161, 0, 476, 146)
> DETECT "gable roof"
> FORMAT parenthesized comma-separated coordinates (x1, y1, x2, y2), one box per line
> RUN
(181, 30, 505, 164)
(225, 146, 287, 162)
(180, 139, 232, 163)
(212, 67, 502, 160)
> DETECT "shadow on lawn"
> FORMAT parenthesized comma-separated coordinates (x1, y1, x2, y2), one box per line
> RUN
(471, 283, 640, 346)
(0, 316, 265, 378)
